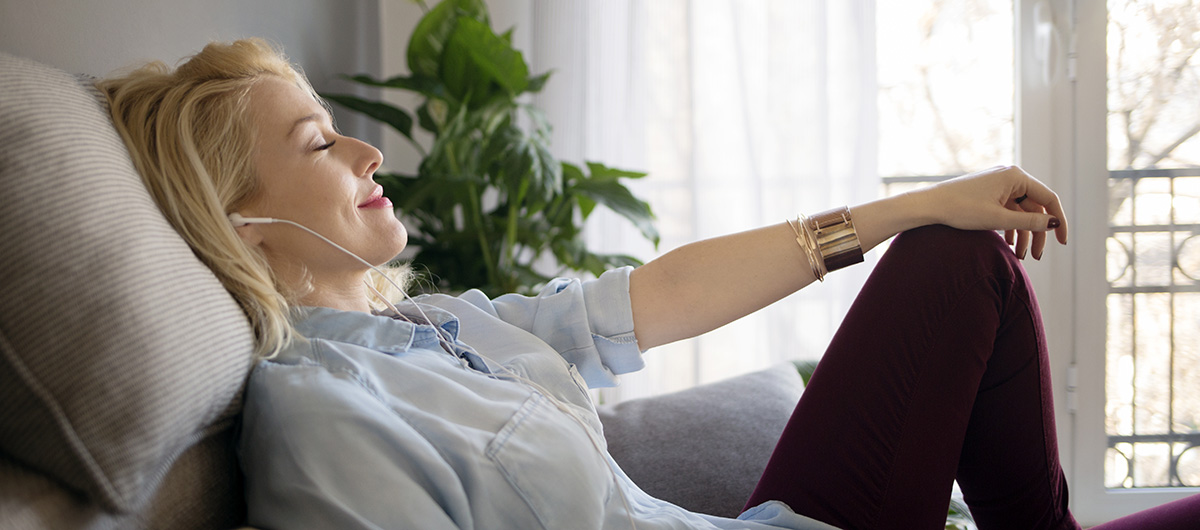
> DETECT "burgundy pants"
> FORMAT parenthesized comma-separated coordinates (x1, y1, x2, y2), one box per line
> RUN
(746, 225, 1200, 529)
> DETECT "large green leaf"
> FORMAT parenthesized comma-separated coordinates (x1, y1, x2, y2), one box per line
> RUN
(574, 176, 659, 245)
(322, 93, 415, 142)
(454, 18, 530, 95)
(531, 139, 562, 198)
(526, 71, 553, 93)
(586, 161, 649, 181)
(343, 73, 447, 100)
(415, 101, 439, 133)
(551, 238, 644, 277)
(561, 163, 596, 219)
(482, 123, 530, 179)
(373, 171, 473, 215)
(441, 17, 529, 103)
(481, 119, 560, 206)
(440, 19, 488, 102)
(407, 0, 488, 78)
(421, 103, 472, 175)
(475, 96, 517, 136)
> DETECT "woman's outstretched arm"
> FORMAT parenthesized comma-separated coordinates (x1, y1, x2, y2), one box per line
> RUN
(627, 165, 1069, 350)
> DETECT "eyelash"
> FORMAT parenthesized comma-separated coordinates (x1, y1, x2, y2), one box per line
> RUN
(315, 140, 336, 151)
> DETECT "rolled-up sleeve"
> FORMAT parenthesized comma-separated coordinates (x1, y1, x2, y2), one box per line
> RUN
(454, 267, 645, 387)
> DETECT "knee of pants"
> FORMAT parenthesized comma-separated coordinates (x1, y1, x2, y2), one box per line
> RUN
(884, 225, 1021, 283)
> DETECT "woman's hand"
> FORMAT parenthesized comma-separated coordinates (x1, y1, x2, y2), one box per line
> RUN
(911, 165, 1069, 260)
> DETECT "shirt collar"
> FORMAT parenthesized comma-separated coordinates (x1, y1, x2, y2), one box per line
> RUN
(289, 302, 461, 355)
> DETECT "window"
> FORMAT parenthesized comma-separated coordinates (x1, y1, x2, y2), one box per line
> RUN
(1052, 0, 1200, 523)
(880, 0, 1200, 523)
(877, 0, 1014, 191)
(1103, 0, 1200, 490)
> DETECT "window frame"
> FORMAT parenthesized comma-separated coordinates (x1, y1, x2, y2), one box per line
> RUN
(1013, 0, 1200, 524)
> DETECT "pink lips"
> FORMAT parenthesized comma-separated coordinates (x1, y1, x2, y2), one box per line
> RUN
(358, 186, 392, 209)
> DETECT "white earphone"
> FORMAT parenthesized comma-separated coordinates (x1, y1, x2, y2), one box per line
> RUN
(228, 213, 276, 227)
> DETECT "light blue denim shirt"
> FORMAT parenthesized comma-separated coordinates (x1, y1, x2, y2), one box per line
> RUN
(239, 267, 837, 530)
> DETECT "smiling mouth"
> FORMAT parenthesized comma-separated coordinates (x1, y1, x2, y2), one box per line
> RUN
(358, 186, 392, 209)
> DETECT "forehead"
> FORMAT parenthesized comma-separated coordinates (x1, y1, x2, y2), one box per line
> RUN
(247, 76, 329, 135)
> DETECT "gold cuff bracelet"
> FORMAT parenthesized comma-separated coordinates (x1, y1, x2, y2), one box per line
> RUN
(788, 206, 864, 282)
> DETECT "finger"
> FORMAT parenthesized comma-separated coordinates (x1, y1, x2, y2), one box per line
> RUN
(1015, 195, 1049, 260)
(1010, 190, 1033, 259)
(993, 193, 1058, 235)
(1016, 175, 1069, 245)
(1031, 228, 1047, 260)
(1002, 195, 1023, 247)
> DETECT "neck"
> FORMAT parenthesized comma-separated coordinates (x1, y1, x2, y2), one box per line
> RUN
(273, 259, 375, 313)
(299, 281, 374, 313)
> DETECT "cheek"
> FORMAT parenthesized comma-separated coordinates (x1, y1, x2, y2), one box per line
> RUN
(254, 173, 321, 219)
(245, 157, 291, 212)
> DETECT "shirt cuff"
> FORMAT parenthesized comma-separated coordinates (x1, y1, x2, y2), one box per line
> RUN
(577, 267, 645, 386)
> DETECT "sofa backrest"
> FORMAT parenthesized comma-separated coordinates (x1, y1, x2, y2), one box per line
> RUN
(0, 52, 255, 529)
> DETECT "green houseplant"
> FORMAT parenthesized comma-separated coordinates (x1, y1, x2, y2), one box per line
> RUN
(323, 0, 658, 297)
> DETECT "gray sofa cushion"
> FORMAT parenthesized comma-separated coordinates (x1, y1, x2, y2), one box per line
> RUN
(0, 52, 255, 519)
(0, 429, 245, 530)
(598, 362, 805, 519)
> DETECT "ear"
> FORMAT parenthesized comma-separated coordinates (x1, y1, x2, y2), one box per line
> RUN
(232, 216, 265, 247)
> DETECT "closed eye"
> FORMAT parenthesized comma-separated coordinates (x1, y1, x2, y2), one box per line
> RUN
(315, 140, 336, 151)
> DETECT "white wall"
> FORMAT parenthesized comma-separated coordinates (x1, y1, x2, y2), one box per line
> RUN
(0, 0, 385, 143)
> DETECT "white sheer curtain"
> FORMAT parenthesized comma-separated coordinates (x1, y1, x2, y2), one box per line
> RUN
(527, 0, 879, 403)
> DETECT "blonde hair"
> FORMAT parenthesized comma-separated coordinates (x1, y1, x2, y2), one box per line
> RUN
(99, 38, 408, 357)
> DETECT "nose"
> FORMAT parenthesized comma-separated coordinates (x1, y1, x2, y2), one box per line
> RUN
(350, 136, 383, 179)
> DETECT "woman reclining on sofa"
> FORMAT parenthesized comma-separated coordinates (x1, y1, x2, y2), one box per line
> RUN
(97, 38, 1199, 530)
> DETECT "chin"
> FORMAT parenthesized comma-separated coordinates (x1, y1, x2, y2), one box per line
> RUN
(391, 221, 408, 253)
(374, 222, 408, 264)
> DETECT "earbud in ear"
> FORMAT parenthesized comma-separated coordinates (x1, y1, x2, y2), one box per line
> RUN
(228, 213, 275, 227)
